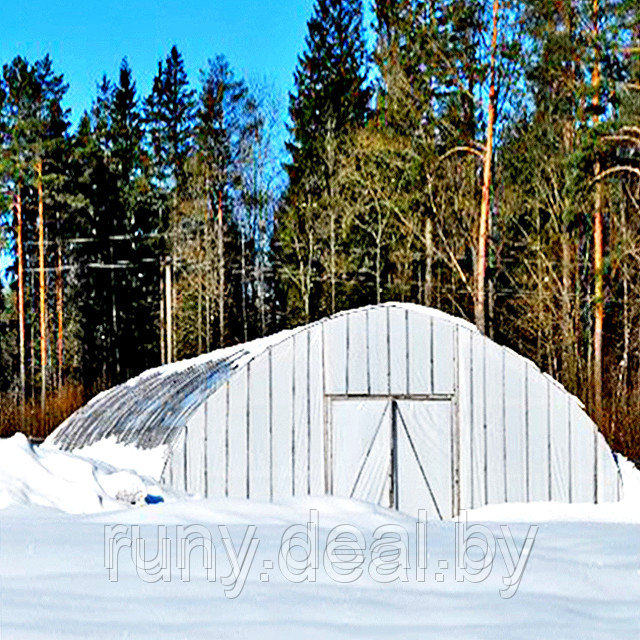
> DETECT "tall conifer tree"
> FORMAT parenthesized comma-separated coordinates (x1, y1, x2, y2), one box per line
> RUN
(144, 46, 195, 203)
(287, 0, 371, 182)
(196, 56, 249, 345)
(279, 0, 371, 320)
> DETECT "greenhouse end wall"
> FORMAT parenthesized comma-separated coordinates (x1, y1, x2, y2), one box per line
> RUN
(164, 303, 620, 518)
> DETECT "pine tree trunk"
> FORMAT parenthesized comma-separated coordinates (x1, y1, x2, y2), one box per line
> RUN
(593, 158, 603, 422)
(303, 227, 314, 321)
(324, 121, 337, 315)
(204, 184, 213, 352)
(536, 214, 544, 366)
(165, 260, 173, 364)
(475, 0, 499, 334)
(197, 260, 203, 354)
(241, 230, 248, 342)
(15, 186, 26, 428)
(109, 244, 120, 379)
(375, 240, 382, 305)
(160, 260, 166, 365)
(621, 194, 629, 399)
(615, 190, 628, 441)
(560, 233, 575, 390)
(56, 240, 63, 389)
(36, 160, 47, 421)
(206, 294, 211, 352)
(30, 270, 35, 401)
(592, 0, 603, 424)
(330, 211, 336, 314)
(424, 217, 433, 307)
(217, 190, 225, 346)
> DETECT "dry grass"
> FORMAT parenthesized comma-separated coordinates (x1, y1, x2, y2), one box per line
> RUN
(0, 384, 86, 441)
(605, 396, 640, 463)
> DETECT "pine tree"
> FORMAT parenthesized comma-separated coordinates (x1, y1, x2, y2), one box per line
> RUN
(142, 46, 196, 362)
(288, 0, 370, 172)
(0, 57, 31, 413)
(279, 0, 371, 321)
(191, 56, 249, 346)
(109, 59, 158, 379)
(68, 61, 160, 386)
(111, 59, 142, 189)
(144, 45, 195, 203)
(0, 55, 69, 419)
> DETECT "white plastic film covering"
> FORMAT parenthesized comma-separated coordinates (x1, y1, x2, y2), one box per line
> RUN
(165, 430, 185, 491)
(346, 310, 368, 394)
(308, 326, 325, 494)
(324, 314, 347, 395)
(407, 309, 431, 395)
(332, 399, 391, 504)
(388, 306, 408, 395)
(397, 400, 453, 519)
(249, 354, 271, 500)
(569, 401, 596, 503)
(468, 329, 487, 507)
(470, 332, 486, 507)
(367, 307, 390, 395)
(293, 333, 310, 495)
(526, 362, 550, 502)
(597, 433, 619, 503)
(457, 326, 473, 509)
(484, 339, 506, 504)
(205, 387, 227, 497)
(227, 370, 248, 499)
(548, 378, 570, 502)
(432, 319, 454, 395)
(186, 403, 206, 495)
(503, 350, 527, 503)
(271, 339, 293, 499)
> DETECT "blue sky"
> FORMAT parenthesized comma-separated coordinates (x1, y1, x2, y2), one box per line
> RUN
(1, 0, 320, 285)
(1, 0, 315, 126)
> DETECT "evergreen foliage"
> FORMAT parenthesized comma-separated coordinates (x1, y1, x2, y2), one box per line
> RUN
(287, 0, 371, 180)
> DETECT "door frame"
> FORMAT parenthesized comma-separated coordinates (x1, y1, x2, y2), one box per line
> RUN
(324, 392, 458, 516)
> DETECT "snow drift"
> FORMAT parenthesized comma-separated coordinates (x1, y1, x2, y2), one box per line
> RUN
(1, 432, 640, 638)
(0, 433, 163, 513)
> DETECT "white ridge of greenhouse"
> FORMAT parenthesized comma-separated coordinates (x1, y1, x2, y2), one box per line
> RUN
(44, 302, 621, 518)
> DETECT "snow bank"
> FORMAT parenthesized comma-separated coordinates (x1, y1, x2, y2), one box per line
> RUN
(2, 495, 640, 639)
(65, 436, 168, 479)
(0, 433, 164, 514)
(1, 429, 640, 637)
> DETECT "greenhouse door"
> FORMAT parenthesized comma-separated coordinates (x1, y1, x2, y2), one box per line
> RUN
(331, 398, 453, 519)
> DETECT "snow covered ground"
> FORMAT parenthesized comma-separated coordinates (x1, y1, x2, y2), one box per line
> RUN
(1, 433, 639, 639)
(0, 433, 166, 512)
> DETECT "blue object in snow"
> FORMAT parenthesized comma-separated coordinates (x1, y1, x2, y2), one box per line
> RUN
(144, 493, 164, 505)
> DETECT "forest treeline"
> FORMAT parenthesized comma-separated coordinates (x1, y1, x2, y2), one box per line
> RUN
(0, 0, 639, 459)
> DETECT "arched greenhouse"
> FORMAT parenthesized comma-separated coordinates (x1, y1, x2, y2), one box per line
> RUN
(44, 303, 621, 518)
